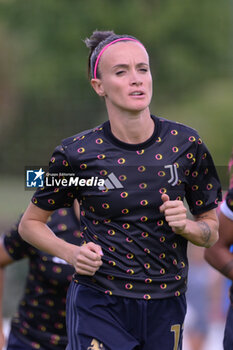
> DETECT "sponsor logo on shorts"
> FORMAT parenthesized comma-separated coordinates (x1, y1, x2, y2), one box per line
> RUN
(87, 339, 104, 350)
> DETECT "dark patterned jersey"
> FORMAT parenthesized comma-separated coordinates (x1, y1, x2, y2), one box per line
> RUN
(32, 115, 222, 300)
(3, 207, 80, 350)
(220, 188, 233, 303)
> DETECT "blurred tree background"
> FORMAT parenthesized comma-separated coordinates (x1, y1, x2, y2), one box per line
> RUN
(0, 0, 232, 322)
(0, 0, 232, 221)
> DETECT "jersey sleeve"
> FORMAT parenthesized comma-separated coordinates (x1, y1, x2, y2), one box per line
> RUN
(31, 145, 76, 211)
(185, 139, 222, 215)
(3, 217, 33, 260)
(220, 188, 233, 221)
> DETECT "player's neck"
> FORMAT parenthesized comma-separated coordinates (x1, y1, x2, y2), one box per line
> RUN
(108, 109, 154, 145)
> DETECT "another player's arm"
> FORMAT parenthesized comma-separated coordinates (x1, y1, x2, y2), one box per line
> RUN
(19, 202, 103, 275)
(0, 265, 4, 350)
(204, 211, 233, 280)
(160, 194, 219, 248)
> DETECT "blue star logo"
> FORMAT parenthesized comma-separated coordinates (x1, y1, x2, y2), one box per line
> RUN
(26, 168, 45, 188)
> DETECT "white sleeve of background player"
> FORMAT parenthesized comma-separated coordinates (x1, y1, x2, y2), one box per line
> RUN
(220, 200, 233, 221)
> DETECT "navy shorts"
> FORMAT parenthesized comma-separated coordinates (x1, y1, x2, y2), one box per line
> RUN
(66, 282, 186, 350)
(223, 304, 233, 350)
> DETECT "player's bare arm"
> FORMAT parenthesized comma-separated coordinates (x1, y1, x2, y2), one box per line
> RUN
(160, 194, 219, 247)
(205, 211, 233, 280)
(19, 203, 103, 275)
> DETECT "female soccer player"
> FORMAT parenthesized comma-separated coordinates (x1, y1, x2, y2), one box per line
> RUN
(0, 201, 80, 350)
(205, 151, 233, 350)
(19, 30, 222, 350)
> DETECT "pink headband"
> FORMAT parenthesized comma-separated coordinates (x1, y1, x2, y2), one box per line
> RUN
(93, 37, 145, 79)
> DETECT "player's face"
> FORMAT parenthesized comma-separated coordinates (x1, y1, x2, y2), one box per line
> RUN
(92, 42, 153, 115)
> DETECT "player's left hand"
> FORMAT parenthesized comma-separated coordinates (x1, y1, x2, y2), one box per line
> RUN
(159, 194, 187, 234)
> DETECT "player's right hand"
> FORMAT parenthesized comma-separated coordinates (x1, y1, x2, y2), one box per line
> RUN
(71, 242, 103, 276)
